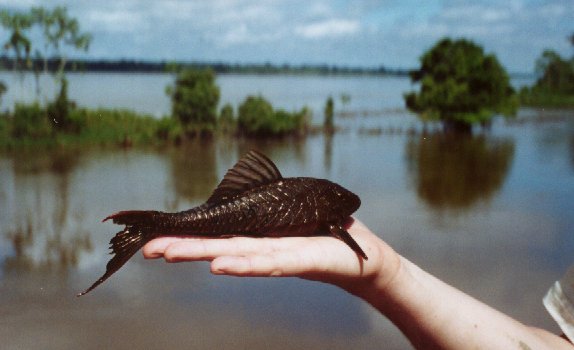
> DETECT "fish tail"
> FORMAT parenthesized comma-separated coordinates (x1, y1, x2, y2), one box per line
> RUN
(77, 211, 159, 297)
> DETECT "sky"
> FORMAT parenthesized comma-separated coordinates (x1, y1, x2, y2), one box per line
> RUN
(0, 0, 572, 73)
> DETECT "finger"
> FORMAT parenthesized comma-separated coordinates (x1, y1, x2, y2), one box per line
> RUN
(161, 236, 311, 262)
(142, 237, 201, 259)
(210, 249, 316, 277)
(210, 238, 361, 278)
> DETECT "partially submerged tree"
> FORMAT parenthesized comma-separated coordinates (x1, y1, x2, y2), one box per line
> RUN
(519, 33, 574, 107)
(533, 50, 574, 94)
(168, 68, 220, 134)
(405, 38, 517, 132)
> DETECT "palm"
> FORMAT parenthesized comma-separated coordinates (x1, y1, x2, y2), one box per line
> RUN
(142, 219, 399, 291)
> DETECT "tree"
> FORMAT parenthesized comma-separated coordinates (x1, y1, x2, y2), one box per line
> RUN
(519, 34, 574, 107)
(533, 50, 574, 94)
(168, 68, 220, 133)
(30, 6, 92, 79)
(0, 9, 33, 75)
(404, 38, 517, 131)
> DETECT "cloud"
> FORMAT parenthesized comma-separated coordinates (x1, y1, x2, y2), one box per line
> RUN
(0, 0, 572, 71)
(294, 19, 360, 39)
(84, 9, 147, 34)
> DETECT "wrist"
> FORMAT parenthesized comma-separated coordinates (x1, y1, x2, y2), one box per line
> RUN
(341, 244, 405, 303)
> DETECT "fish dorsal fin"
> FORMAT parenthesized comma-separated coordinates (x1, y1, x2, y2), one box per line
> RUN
(206, 150, 283, 204)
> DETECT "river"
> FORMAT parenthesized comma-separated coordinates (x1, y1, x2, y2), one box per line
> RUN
(0, 73, 573, 349)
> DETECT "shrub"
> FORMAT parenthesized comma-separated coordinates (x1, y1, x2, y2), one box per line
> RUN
(168, 68, 220, 133)
(237, 95, 308, 136)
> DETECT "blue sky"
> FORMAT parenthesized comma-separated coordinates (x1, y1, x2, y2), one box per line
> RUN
(0, 0, 572, 73)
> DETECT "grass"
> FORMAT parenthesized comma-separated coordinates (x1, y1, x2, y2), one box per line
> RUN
(519, 87, 574, 109)
(0, 106, 182, 151)
(519, 92, 574, 108)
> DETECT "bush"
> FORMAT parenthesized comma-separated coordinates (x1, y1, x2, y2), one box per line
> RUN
(237, 95, 308, 136)
(168, 68, 220, 133)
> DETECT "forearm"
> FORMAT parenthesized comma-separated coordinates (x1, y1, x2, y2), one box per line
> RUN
(142, 222, 572, 349)
(349, 256, 572, 350)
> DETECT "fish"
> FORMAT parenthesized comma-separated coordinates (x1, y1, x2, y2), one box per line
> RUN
(77, 150, 365, 296)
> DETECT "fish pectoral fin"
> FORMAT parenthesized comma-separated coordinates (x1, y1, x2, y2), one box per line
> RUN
(329, 223, 368, 260)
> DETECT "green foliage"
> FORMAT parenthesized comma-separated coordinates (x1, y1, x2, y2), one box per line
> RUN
(1, 6, 92, 102)
(0, 112, 11, 146)
(12, 102, 52, 138)
(1, 103, 182, 149)
(74, 108, 159, 145)
(405, 38, 517, 127)
(534, 50, 574, 93)
(0, 81, 6, 106)
(218, 103, 236, 133)
(520, 50, 574, 107)
(324, 96, 334, 131)
(237, 95, 309, 137)
(169, 68, 220, 133)
(0, 9, 33, 72)
(1, 6, 91, 76)
(519, 88, 574, 108)
(155, 117, 183, 142)
(31, 6, 91, 76)
(46, 77, 78, 132)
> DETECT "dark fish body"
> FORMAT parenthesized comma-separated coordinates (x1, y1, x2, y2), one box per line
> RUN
(78, 150, 365, 296)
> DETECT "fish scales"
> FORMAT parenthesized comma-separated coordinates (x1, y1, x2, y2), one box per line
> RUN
(77, 150, 365, 296)
(171, 179, 307, 236)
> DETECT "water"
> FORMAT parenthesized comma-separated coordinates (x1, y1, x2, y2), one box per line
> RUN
(1, 73, 573, 349)
(0, 71, 535, 120)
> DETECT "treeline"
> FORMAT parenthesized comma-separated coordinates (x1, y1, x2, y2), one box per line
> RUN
(519, 46, 574, 108)
(0, 56, 408, 76)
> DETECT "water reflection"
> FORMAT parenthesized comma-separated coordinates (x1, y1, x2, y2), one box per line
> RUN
(169, 139, 218, 204)
(2, 150, 92, 274)
(324, 133, 333, 172)
(406, 132, 515, 211)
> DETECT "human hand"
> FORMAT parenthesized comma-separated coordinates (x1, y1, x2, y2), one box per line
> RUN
(142, 218, 401, 293)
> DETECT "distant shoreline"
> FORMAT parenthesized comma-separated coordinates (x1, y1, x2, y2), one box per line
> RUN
(0, 56, 535, 79)
(0, 56, 411, 76)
